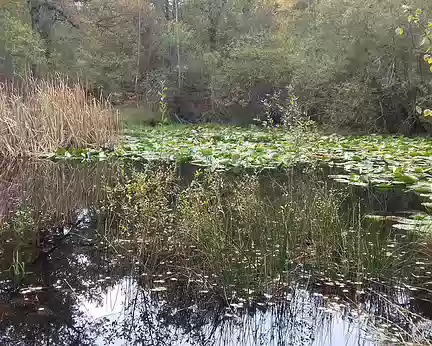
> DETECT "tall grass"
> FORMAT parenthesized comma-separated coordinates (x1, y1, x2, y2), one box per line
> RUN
(0, 78, 120, 156)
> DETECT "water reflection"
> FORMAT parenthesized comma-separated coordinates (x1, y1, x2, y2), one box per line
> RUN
(73, 277, 374, 346)
(0, 160, 429, 345)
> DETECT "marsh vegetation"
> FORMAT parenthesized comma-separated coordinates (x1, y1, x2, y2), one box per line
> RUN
(1, 0, 432, 133)
(0, 160, 431, 345)
(0, 79, 119, 156)
(1, 1, 432, 345)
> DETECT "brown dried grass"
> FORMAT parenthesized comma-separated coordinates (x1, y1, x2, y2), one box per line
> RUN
(0, 78, 120, 156)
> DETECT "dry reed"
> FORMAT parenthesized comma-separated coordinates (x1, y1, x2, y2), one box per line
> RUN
(0, 78, 120, 156)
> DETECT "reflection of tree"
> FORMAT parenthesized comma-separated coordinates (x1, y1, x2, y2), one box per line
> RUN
(0, 160, 124, 345)
(0, 160, 26, 223)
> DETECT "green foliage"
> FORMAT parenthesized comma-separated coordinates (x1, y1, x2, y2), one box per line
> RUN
(176, 170, 350, 280)
(210, 43, 290, 106)
(397, 6, 432, 119)
(105, 166, 177, 234)
(0, 154, 431, 343)
(256, 85, 311, 129)
(53, 125, 432, 205)
(280, 0, 432, 132)
(2, 205, 34, 238)
(99, 163, 432, 317)
(1, 205, 34, 279)
(2, 0, 432, 133)
(0, 6, 45, 75)
(10, 250, 25, 278)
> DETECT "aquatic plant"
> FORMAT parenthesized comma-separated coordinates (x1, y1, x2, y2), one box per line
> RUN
(96, 165, 432, 344)
(0, 78, 120, 156)
(0, 162, 430, 344)
(9, 250, 25, 278)
(53, 126, 432, 206)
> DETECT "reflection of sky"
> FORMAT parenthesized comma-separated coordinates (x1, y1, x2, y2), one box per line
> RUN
(77, 278, 376, 346)
(79, 277, 140, 346)
(80, 280, 131, 320)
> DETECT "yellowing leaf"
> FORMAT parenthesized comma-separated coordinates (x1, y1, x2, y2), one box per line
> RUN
(395, 27, 405, 36)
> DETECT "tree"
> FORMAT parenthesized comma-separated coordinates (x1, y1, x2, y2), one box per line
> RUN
(276, 0, 432, 133)
(2, 0, 431, 132)
(26, 0, 79, 75)
(397, 6, 432, 118)
(0, 0, 45, 76)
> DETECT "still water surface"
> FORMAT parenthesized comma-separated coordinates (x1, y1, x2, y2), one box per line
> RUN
(0, 160, 430, 345)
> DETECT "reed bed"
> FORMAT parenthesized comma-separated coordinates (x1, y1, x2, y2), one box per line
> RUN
(0, 78, 120, 156)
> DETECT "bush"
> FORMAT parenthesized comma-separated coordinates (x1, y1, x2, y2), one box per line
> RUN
(282, 0, 432, 133)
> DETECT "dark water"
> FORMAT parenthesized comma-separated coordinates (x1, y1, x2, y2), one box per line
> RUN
(0, 160, 431, 346)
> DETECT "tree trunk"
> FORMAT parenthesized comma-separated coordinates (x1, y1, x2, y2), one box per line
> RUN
(135, 9, 142, 106)
(164, 0, 170, 20)
(175, 0, 181, 89)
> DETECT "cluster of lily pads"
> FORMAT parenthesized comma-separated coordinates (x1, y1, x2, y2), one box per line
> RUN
(51, 125, 432, 203)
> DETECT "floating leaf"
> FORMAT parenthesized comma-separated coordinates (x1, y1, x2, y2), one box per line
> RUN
(365, 215, 388, 222)
(395, 27, 405, 36)
(150, 287, 168, 292)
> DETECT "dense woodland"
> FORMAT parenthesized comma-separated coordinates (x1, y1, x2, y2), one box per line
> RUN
(1, 0, 432, 133)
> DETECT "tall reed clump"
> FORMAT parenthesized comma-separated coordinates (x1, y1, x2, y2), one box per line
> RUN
(0, 78, 120, 156)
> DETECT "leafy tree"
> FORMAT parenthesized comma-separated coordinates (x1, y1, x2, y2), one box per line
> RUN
(2, 0, 431, 132)
(0, 0, 44, 76)
(277, 0, 432, 133)
(397, 6, 432, 117)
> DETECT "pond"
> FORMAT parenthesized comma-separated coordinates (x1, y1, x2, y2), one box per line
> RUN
(0, 156, 431, 346)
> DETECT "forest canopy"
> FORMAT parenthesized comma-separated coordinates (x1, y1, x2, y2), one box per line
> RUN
(1, 0, 431, 133)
